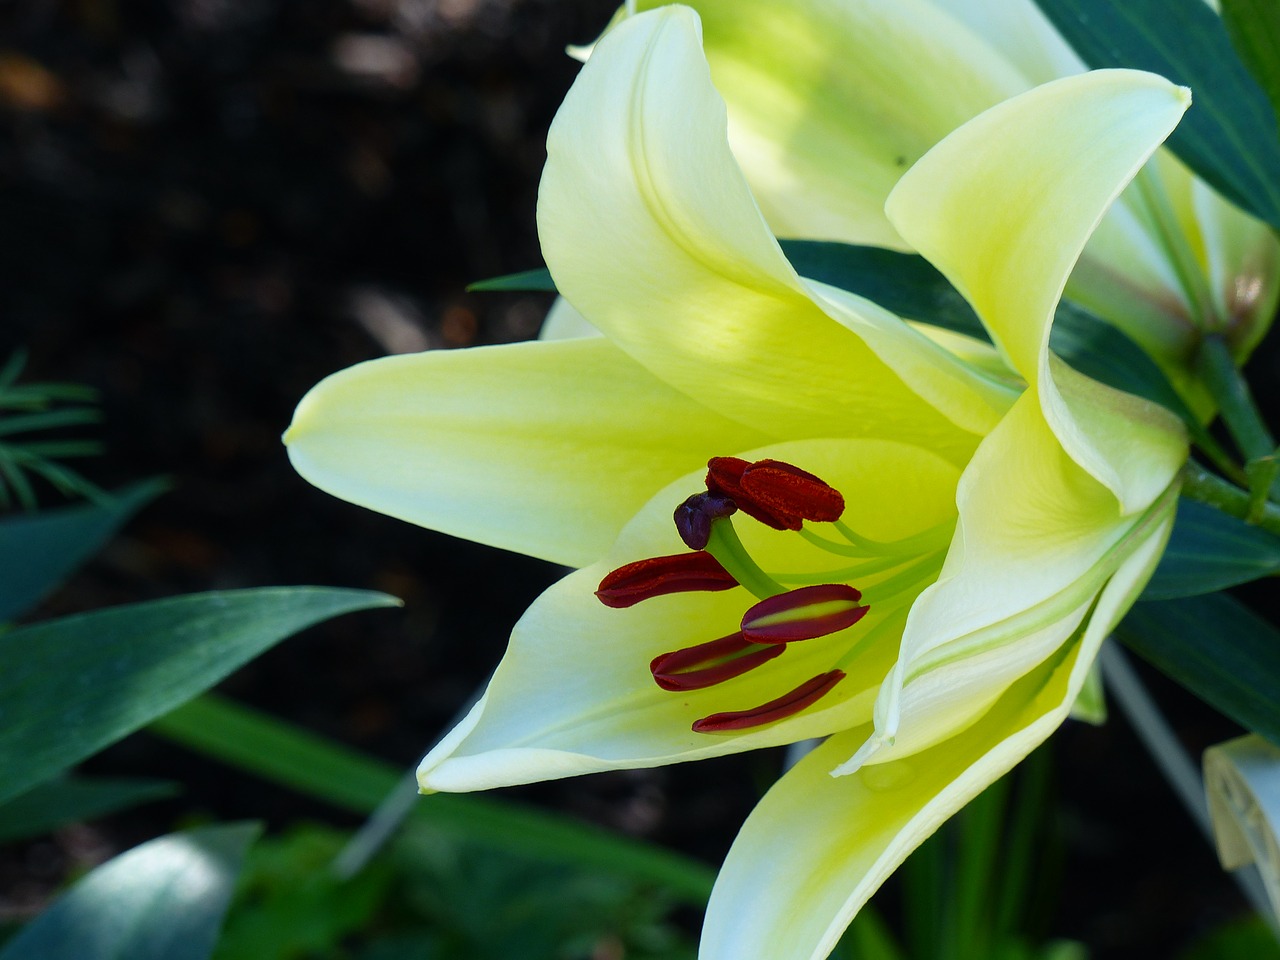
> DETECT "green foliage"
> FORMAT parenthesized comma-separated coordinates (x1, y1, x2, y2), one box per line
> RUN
(1220, 0, 1280, 136)
(0, 776, 179, 844)
(213, 825, 394, 960)
(0, 823, 259, 960)
(1030, 0, 1280, 231)
(1179, 915, 1280, 960)
(1142, 498, 1280, 599)
(150, 693, 718, 903)
(0, 588, 399, 805)
(1117, 593, 1280, 745)
(210, 823, 695, 960)
(0, 351, 107, 511)
(0, 479, 167, 623)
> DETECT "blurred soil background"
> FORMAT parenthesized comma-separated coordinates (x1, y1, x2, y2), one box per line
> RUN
(0, 1, 1264, 956)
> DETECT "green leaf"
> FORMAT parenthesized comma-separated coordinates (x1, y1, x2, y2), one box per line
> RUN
(466, 269, 557, 293)
(0, 587, 400, 805)
(780, 240, 988, 338)
(0, 822, 259, 960)
(1221, 0, 1280, 134)
(1143, 497, 1280, 599)
(0, 479, 167, 623)
(1116, 593, 1280, 744)
(1032, 0, 1280, 230)
(0, 776, 179, 844)
(150, 693, 717, 904)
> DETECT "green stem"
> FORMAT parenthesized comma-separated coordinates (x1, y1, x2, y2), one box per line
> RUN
(1181, 461, 1280, 536)
(1196, 333, 1276, 463)
(1134, 168, 1216, 329)
(705, 518, 787, 600)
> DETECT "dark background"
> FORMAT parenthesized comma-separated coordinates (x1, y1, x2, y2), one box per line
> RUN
(0, 1, 1260, 955)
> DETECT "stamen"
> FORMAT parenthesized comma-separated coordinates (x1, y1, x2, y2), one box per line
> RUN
(706, 456, 794, 529)
(691, 670, 846, 732)
(740, 584, 867, 642)
(705, 456, 843, 530)
(596, 551, 738, 609)
(741, 459, 844, 522)
(650, 632, 785, 691)
(674, 492, 737, 550)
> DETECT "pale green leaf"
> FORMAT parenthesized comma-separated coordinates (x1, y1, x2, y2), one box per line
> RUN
(0, 823, 258, 960)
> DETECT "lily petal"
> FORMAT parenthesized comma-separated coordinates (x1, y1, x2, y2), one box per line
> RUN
(887, 69, 1189, 511)
(701, 511, 1172, 960)
(538, 6, 1008, 454)
(285, 337, 770, 567)
(635, 0, 1026, 249)
(850, 390, 1179, 767)
(419, 438, 959, 791)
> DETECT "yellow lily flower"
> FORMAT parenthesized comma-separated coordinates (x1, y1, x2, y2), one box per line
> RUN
(285, 7, 1189, 958)
(615, 0, 1280, 415)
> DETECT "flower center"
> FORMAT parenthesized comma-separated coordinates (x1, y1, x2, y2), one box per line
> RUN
(596, 456, 951, 734)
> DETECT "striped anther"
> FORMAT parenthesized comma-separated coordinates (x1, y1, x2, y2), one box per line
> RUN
(740, 584, 867, 642)
(650, 632, 785, 691)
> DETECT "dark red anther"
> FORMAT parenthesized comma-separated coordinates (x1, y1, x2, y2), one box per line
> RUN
(740, 584, 867, 642)
(596, 551, 738, 609)
(674, 492, 737, 550)
(691, 670, 846, 732)
(705, 456, 843, 530)
(742, 459, 844, 523)
(650, 632, 785, 691)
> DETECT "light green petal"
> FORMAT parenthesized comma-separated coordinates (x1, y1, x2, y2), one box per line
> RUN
(418, 438, 959, 792)
(844, 394, 1179, 769)
(700, 511, 1172, 960)
(930, 0, 1085, 85)
(537, 296, 601, 341)
(632, 0, 1026, 249)
(887, 70, 1189, 510)
(284, 338, 770, 568)
(538, 6, 999, 455)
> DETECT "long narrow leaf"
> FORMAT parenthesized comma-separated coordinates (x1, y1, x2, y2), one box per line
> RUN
(0, 823, 259, 960)
(0, 479, 167, 622)
(1221, 0, 1280, 132)
(1032, 0, 1280, 229)
(1116, 593, 1280, 744)
(1142, 498, 1280, 599)
(0, 587, 399, 805)
(150, 693, 718, 903)
(0, 776, 179, 844)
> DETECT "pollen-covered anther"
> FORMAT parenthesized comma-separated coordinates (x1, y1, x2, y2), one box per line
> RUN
(691, 670, 846, 733)
(705, 456, 844, 530)
(650, 631, 784, 691)
(595, 551, 739, 609)
(740, 583, 867, 642)
(673, 492, 737, 550)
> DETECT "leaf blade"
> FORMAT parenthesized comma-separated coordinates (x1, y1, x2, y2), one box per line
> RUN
(0, 823, 259, 960)
(0, 479, 167, 623)
(1116, 593, 1280, 744)
(0, 587, 400, 805)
